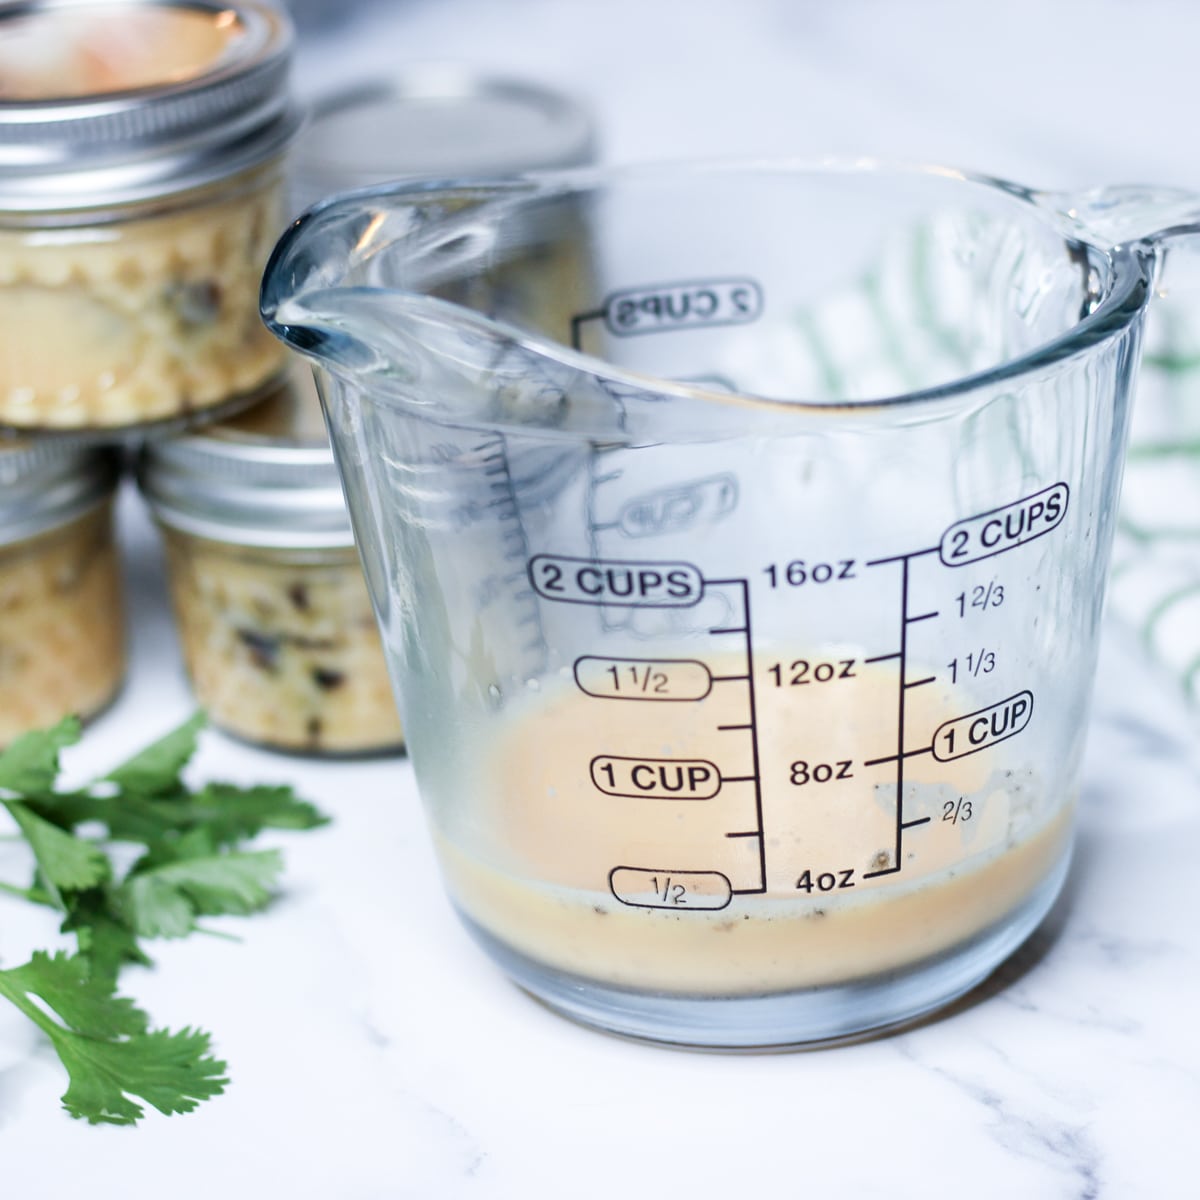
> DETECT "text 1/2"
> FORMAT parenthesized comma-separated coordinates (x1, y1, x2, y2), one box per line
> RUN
(649, 876, 687, 905)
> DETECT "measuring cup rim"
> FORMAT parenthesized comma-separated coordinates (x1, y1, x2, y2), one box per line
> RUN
(262, 156, 1154, 415)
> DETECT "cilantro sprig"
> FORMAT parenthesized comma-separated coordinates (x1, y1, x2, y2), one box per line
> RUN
(0, 714, 328, 1125)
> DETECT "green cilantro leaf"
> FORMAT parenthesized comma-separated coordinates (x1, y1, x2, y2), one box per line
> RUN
(0, 949, 145, 1036)
(0, 713, 328, 1125)
(4, 802, 110, 904)
(0, 717, 81, 796)
(168, 782, 330, 846)
(103, 712, 205, 795)
(24, 778, 326, 851)
(0, 951, 227, 1125)
(114, 850, 284, 939)
(61, 892, 153, 983)
(58, 1024, 227, 1125)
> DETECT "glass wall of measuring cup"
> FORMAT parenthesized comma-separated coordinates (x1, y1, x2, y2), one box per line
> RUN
(262, 163, 1150, 1047)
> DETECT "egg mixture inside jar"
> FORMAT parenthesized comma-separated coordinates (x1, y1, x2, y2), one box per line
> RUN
(0, 446, 125, 748)
(160, 532, 401, 755)
(0, 0, 299, 435)
(0, 172, 287, 431)
(140, 368, 404, 757)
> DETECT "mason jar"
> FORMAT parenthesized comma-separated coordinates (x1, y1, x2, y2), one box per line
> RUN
(0, 441, 125, 747)
(138, 370, 404, 756)
(0, 0, 299, 435)
(290, 67, 597, 344)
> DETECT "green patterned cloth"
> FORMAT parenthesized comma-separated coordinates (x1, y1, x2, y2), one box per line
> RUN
(1108, 299, 1200, 709)
(771, 225, 1200, 716)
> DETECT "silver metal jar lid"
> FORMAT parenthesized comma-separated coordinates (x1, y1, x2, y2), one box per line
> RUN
(0, 0, 299, 212)
(138, 367, 354, 550)
(292, 66, 595, 212)
(0, 438, 120, 546)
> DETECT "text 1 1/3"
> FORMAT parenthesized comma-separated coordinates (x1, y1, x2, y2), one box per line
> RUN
(947, 649, 996, 683)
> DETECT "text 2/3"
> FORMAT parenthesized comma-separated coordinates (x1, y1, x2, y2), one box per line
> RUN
(767, 658, 857, 687)
(943, 797, 974, 824)
(762, 559, 856, 587)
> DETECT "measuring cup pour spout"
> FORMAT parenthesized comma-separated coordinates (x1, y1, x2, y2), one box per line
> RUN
(263, 179, 659, 443)
(262, 183, 514, 380)
(262, 162, 1178, 1048)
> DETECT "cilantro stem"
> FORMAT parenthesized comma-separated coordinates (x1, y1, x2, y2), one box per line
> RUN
(0, 878, 54, 906)
(190, 924, 243, 944)
(0, 968, 58, 1040)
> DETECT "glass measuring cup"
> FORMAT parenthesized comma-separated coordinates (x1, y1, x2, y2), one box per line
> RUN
(261, 162, 1194, 1047)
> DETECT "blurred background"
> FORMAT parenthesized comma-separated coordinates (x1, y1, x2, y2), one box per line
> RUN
(283, 0, 1200, 188)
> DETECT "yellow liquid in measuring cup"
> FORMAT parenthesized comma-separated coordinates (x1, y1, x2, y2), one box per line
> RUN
(436, 652, 1072, 996)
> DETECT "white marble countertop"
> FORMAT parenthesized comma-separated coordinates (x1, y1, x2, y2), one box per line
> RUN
(4, 1, 1200, 1196)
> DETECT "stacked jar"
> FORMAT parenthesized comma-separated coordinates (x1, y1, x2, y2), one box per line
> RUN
(137, 69, 596, 754)
(0, 442, 124, 746)
(0, 0, 299, 747)
(0, 10, 596, 755)
(139, 368, 404, 755)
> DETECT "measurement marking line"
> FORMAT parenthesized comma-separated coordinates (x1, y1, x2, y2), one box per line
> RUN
(866, 546, 938, 566)
(709, 626, 749, 635)
(892, 556, 911, 873)
(904, 676, 937, 689)
(711, 673, 750, 683)
(717, 722, 753, 731)
(725, 830, 761, 839)
(569, 309, 606, 351)
(864, 652, 901, 664)
(721, 775, 757, 784)
(862, 866, 901, 879)
(736, 577, 768, 894)
(902, 817, 933, 829)
(862, 746, 933, 767)
(732, 885, 768, 895)
(905, 610, 939, 624)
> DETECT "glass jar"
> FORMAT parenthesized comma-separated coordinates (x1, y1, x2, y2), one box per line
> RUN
(139, 370, 404, 756)
(291, 67, 596, 211)
(0, 0, 299, 435)
(0, 442, 125, 747)
(292, 67, 598, 356)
